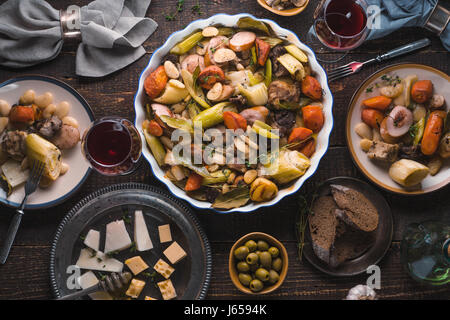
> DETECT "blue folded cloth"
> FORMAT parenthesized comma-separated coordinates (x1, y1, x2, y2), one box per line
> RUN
(366, 0, 449, 51)
(0, 0, 158, 77)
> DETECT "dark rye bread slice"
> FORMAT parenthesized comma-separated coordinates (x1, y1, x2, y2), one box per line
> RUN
(330, 185, 379, 232)
(309, 196, 338, 265)
(329, 222, 376, 268)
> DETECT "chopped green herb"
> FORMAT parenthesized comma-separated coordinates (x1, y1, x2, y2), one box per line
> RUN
(366, 87, 373, 93)
(122, 214, 131, 224)
(129, 242, 137, 253)
(191, 0, 203, 15)
(165, 0, 185, 21)
(79, 235, 86, 241)
(97, 257, 103, 263)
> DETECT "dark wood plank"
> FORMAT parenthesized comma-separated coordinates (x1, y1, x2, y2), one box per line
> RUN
(0, 0, 449, 300)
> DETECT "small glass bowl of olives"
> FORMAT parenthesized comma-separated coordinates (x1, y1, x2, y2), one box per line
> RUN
(229, 232, 288, 294)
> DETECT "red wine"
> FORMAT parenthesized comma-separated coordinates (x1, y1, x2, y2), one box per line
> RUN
(315, 0, 368, 50)
(325, 0, 367, 37)
(86, 120, 132, 166)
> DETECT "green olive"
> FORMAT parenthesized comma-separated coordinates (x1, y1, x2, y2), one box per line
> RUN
(268, 270, 280, 284)
(234, 246, 249, 260)
(268, 246, 280, 258)
(246, 252, 259, 265)
(259, 251, 272, 269)
(249, 279, 264, 292)
(249, 263, 258, 272)
(272, 257, 283, 272)
(244, 240, 258, 252)
(238, 273, 252, 286)
(236, 261, 250, 273)
(255, 268, 270, 282)
(257, 240, 270, 251)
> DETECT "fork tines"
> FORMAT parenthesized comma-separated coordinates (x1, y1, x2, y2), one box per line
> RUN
(26, 160, 45, 193)
(327, 65, 353, 82)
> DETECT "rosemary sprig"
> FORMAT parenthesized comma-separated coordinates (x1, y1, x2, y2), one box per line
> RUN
(296, 193, 317, 261)
(165, 0, 185, 21)
(191, 0, 203, 15)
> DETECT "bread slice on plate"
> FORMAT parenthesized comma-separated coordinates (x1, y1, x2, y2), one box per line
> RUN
(330, 185, 379, 232)
(329, 222, 376, 268)
(309, 196, 338, 265)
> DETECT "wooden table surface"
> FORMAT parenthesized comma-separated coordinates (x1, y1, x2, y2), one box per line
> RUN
(0, 0, 449, 300)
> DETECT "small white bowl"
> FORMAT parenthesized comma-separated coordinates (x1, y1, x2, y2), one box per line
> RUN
(134, 13, 334, 213)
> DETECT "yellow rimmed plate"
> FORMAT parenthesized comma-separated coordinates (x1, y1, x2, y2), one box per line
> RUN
(346, 63, 450, 195)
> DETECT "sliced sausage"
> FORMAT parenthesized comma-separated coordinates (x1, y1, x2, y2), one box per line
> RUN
(229, 31, 256, 52)
(205, 36, 229, 66)
(197, 66, 225, 90)
(181, 54, 205, 74)
(213, 48, 237, 64)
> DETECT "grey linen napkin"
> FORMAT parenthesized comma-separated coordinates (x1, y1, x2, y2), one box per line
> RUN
(0, 0, 158, 77)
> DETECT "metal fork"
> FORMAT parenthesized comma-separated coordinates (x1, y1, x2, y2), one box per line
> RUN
(0, 159, 45, 264)
(327, 38, 431, 82)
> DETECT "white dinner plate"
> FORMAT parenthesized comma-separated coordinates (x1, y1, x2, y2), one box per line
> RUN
(0, 76, 94, 209)
(346, 64, 450, 195)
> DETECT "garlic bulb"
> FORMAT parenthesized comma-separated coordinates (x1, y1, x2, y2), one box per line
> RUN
(345, 285, 377, 300)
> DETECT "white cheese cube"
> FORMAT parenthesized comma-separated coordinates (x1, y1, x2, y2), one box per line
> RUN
(83, 229, 100, 252)
(75, 249, 123, 273)
(154, 259, 175, 279)
(158, 224, 172, 243)
(134, 210, 153, 251)
(157, 279, 177, 300)
(125, 256, 149, 275)
(126, 279, 146, 299)
(104, 220, 132, 254)
(163, 241, 187, 264)
(77, 271, 113, 300)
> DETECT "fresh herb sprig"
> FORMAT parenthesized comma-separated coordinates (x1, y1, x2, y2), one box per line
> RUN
(165, 0, 185, 21)
(191, 0, 203, 15)
(296, 193, 317, 261)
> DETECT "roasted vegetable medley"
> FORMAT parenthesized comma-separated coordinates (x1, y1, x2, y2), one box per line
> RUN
(142, 20, 325, 209)
(0, 90, 80, 194)
(356, 74, 448, 187)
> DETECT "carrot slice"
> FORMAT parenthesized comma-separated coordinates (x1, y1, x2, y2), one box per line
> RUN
(223, 111, 247, 130)
(288, 127, 313, 144)
(185, 172, 203, 191)
(362, 96, 392, 111)
(361, 108, 384, 129)
(302, 105, 324, 133)
(147, 120, 163, 137)
(301, 76, 322, 100)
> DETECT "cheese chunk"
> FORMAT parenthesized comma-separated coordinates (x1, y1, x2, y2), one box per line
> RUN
(126, 279, 146, 299)
(75, 249, 123, 273)
(104, 220, 132, 254)
(125, 256, 149, 275)
(145, 296, 158, 300)
(77, 271, 113, 300)
(83, 229, 100, 252)
(134, 210, 153, 251)
(157, 279, 177, 300)
(158, 224, 172, 243)
(163, 241, 187, 264)
(154, 259, 175, 279)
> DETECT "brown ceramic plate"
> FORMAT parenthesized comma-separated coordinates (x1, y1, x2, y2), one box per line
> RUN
(346, 64, 450, 195)
(257, 0, 310, 16)
(300, 177, 393, 277)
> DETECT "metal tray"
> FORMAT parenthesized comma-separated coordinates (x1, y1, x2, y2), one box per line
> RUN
(50, 183, 212, 299)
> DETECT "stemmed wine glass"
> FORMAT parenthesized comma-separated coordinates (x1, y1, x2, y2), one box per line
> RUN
(81, 117, 142, 176)
(307, 0, 371, 62)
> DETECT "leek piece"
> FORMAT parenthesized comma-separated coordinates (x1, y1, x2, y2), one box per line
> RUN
(412, 117, 425, 146)
(26, 133, 61, 181)
(264, 59, 272, 87)
(1, 160, 29, 189)
(153, 83, 189, 105)
(159, 115, 193, 133)
(252, 120, 279, 139)
(217, 27, 235, 36)
(260, 150, 310, 184)
(202, 170, 231, 185)
(187, 100, 201, 119)
(193, 102, 230, 128)
(258, 36, 284, 48)
(170, 32, 204, 55)
(389, 159, 429, 187)
(250, 46, 257, 69)
(181, 69, 211, 109)
(277, 53, 306, 81)
(172, 152, 211, 178)
(284, 44, 308, 63)
(237, 83, 268, 106)
(143, 129, 166, 167)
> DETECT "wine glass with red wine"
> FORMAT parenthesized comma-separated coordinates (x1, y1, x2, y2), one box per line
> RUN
(81, 117, 142, 176)
(307, 0, 370, 62)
